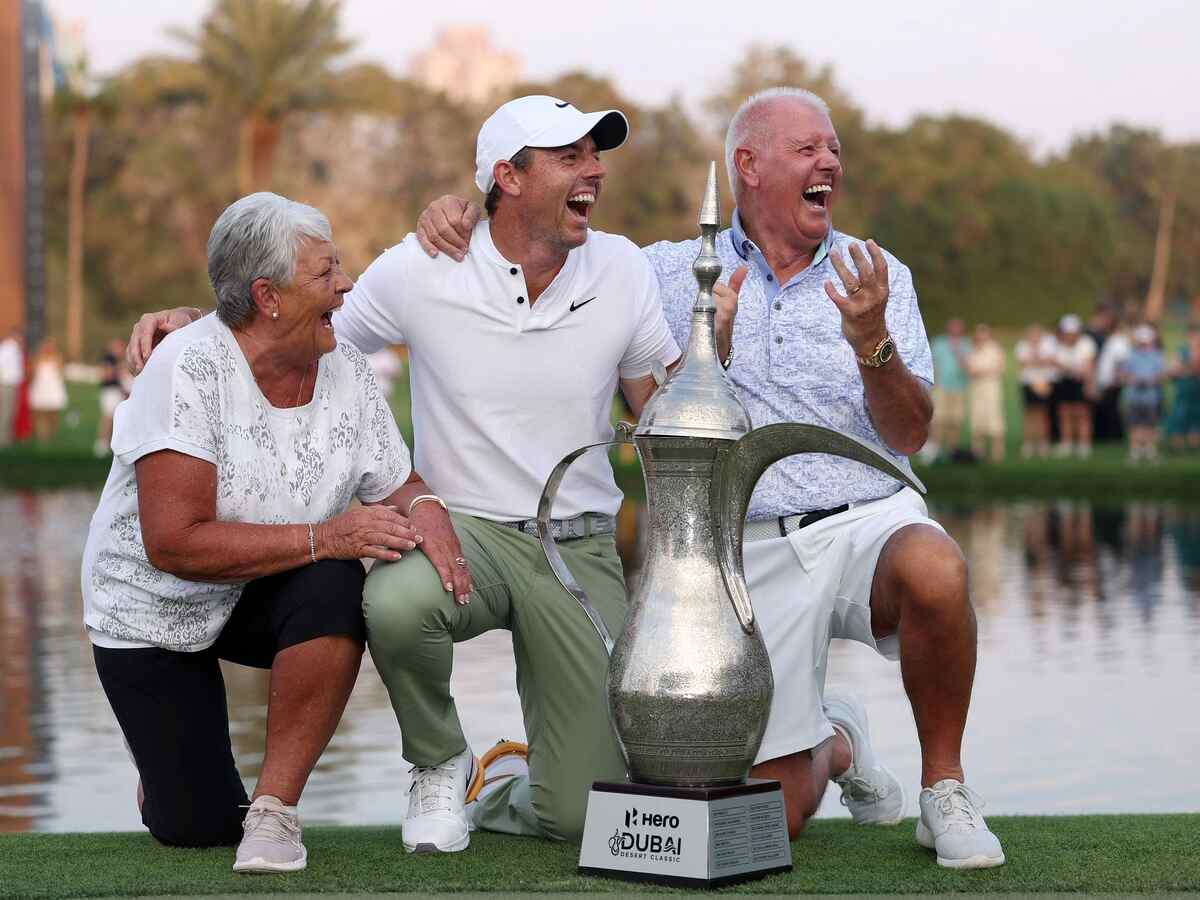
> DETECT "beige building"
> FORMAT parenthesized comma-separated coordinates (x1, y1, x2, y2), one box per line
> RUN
(408, 26, 521, 106)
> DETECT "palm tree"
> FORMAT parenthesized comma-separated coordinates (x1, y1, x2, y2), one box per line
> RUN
(173, 0, 352, 195)
(56, 57, 101, 362)
(1143, 148, 1182, 324)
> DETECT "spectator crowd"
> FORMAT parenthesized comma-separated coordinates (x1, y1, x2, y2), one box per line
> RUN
(925, 307, 1200, 465)
(2, 311, 1199, 466)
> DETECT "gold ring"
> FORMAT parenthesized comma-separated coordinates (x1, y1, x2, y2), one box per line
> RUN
(848, 284, 862, 295)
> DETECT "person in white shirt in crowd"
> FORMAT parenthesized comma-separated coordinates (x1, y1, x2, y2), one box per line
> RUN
(89, 193, 466, 873)
(1052, 314, 1097, 458)
(0, 328, 23, 446)
(124, 97, 690, 855)
(95, 338, 134, 456)
(1014, 323, 1059, 458)
(1094, 315, 1132, 443)
(965, 324, 1006, 463)
(28, 336, 67, 443)
(416, 86, 1006, 870)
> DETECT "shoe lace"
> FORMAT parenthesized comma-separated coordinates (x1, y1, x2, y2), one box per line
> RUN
(243, 805, 301, 846)
(839, 773, 886, 805)
(409, 762, 460, 814)
(929, 782, 985, 831)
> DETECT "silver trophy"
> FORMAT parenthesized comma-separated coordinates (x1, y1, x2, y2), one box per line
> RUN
(539, 162, 923, 887)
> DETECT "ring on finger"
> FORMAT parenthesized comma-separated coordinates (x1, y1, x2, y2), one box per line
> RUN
(847, 283, 863, 295)
(454, 557, 468, 567)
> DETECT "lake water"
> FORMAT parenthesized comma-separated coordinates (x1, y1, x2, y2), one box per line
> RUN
(1, 489, 1197, 833)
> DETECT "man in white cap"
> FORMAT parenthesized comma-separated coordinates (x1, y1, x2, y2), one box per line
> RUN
(123, 95, 690, 852)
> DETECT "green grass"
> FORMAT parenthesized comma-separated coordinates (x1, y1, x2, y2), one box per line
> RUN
(1, 816, 1196, 898)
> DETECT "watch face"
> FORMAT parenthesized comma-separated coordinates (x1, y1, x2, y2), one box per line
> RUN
(879, 338, 895, 364)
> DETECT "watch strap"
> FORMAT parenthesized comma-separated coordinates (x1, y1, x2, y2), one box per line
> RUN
(857, 334, 895, 368)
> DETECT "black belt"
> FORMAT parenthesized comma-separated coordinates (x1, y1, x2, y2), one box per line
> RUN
(778, 504, 850, 537)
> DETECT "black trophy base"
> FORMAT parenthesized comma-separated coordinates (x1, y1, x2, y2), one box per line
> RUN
(577, 778, 793, 888)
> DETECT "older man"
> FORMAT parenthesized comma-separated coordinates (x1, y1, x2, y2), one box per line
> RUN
(126, 96, 687, 854)
(417, 87, 1004, 870)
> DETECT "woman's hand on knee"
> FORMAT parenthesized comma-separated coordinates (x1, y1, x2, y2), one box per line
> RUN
(316, 506, 420, 563)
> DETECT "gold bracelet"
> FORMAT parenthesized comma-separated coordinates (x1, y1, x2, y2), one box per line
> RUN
(408, 494, 447, 516)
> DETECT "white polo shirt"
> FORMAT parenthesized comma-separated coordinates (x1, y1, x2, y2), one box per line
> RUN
(333, 222, 680, 521)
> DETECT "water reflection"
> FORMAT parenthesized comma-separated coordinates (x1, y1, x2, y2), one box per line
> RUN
(1, 490, 1198, 832)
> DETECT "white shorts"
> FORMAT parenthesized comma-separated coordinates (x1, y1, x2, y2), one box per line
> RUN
(99, 386, 125, 417)
(744, 487, 943, 765)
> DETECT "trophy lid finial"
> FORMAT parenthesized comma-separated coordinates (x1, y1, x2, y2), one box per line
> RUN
(699, 161, 720, 228)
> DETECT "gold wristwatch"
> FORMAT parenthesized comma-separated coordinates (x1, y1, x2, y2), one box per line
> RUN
(856, 334, 895, 368)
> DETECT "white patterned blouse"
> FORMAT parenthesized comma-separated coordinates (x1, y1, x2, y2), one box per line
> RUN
(82, 314, 411, 651)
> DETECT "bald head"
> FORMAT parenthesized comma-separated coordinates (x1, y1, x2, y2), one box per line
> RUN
(725, 87, 831, 202)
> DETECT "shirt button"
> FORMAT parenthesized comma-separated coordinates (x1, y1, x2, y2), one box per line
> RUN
(510, 267, 518, 275)
(517, 296, 525, 304)
(775, 336, 783, 344)
(774, 302, 782, 311)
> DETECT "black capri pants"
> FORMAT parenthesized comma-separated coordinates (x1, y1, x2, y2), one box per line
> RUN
(92, 559, 366, 848)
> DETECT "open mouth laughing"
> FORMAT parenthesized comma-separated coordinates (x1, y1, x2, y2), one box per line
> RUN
(802, 183, 832, 212)
(566, 191, 596, 225)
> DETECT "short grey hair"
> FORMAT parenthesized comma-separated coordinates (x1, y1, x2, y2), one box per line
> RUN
(207, 192, 332, 328)
(724, 87, 831, 202)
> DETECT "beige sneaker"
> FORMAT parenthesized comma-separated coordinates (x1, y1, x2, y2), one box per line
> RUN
(233, 795, 307, 873)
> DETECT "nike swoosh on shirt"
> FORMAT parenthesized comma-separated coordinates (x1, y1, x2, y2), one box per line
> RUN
(569, 296, 597, 312)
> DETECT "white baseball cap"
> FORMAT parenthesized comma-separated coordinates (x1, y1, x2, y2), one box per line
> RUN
(1133, 324, 1156, 344)
(474, 95, 629, 193)
(1059, 314, 1082, 333)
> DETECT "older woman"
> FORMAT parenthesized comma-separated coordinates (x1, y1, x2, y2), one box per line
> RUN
(82, 193, 472, 872)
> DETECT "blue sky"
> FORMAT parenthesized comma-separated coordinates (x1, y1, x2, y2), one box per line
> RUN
(50, 0, 1199, 155)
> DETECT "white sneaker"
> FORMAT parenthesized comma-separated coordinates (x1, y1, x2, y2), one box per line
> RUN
(233, 795, 306, 873)
(402, 747, 480, 853)
(916, 779, 1005, 869)
(825, 692, 904, 825)
(465, 739, 529, 832)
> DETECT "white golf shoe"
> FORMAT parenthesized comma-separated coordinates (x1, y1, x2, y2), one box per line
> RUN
(825, 692, 905, 825)
(402, 747, 480, 853)
(916, 779, 1006, 869)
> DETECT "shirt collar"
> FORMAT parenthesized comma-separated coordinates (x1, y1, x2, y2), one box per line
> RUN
(730, 208, 831, 270)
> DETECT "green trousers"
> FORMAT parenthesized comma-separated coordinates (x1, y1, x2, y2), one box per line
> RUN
(363, 512, 628, 841)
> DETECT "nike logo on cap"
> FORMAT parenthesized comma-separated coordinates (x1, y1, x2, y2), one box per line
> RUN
(555, 101, 570, 108)
(569, 296, 596, 312)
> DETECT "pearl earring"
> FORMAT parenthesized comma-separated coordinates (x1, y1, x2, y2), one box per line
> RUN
(272, 310, 279, 320)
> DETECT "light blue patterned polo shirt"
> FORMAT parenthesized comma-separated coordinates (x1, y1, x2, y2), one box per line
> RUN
(642, 213, 934, 520)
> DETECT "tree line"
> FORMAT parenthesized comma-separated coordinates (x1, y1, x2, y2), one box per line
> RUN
(42, 0, 1200, 360)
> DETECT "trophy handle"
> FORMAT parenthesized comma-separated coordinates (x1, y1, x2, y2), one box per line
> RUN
(537, 422, 638, 655)
(711, 423, 926, 636)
